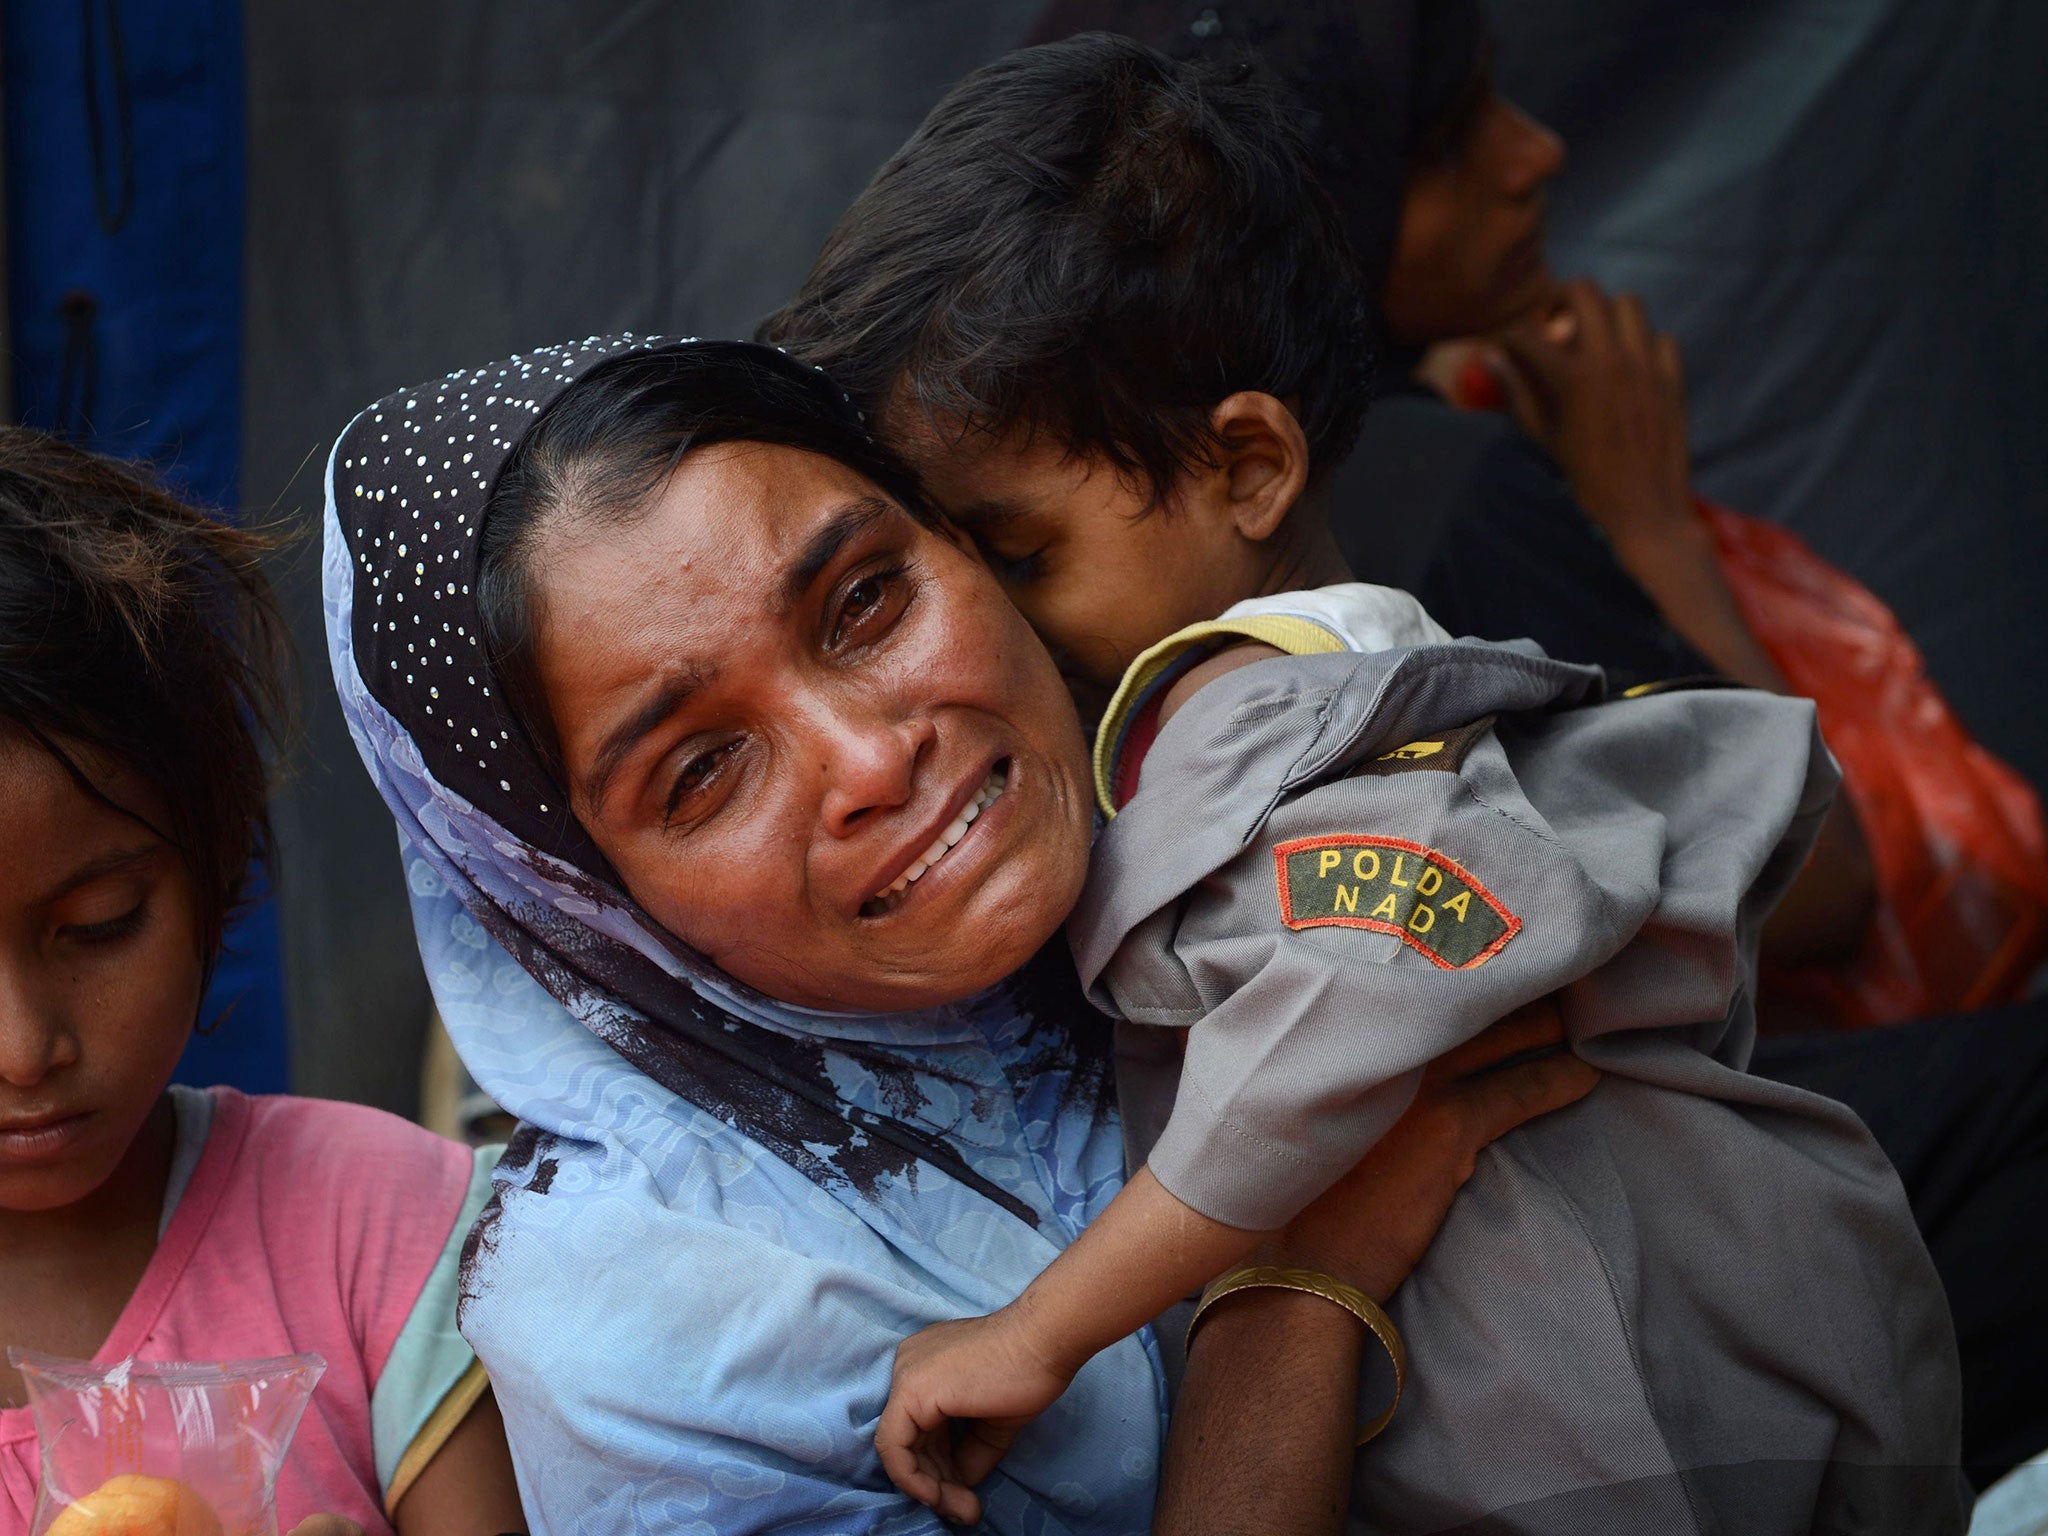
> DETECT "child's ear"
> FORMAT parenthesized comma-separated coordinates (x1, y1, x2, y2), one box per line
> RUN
(1208, 392, 1310, 544)
(930, 511, 981, 562)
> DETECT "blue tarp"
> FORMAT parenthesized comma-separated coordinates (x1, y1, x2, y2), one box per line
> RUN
(5, 0, 286, 1091)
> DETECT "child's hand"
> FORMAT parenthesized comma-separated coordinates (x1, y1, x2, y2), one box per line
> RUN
(877, 1307, 1075, 1525)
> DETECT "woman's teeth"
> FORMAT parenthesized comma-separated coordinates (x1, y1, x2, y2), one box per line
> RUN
(865, 769, 1007, 914)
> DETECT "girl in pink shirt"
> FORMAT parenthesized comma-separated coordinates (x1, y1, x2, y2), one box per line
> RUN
(0, 428, 526, 1536)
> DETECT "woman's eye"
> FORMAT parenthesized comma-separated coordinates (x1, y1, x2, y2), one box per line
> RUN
(831, 565, 908, 646)
(846, 576, 886, 618)
(664, 742, 737, 826)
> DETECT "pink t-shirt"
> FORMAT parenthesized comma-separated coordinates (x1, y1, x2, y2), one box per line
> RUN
(2, 1089, 478, 1535)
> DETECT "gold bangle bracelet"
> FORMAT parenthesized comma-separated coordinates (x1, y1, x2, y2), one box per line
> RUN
(1185, 1264, 1407, 1446)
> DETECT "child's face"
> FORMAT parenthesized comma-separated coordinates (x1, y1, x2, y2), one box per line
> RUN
(897, 421, 1269, 726)
(0, 731, 203, 1212)
(530, 441, 1096, 1014)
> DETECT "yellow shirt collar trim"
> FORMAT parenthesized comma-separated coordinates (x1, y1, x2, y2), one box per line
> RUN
(1092, 613, 1348, 819)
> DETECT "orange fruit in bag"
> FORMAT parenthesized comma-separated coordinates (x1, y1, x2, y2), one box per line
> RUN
(45, 1475, 223, 1536)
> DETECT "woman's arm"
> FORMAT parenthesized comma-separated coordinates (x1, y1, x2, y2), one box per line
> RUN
(1487, 285, 1772, 685)
(1156, 1288, 1365, 1536)
(1481, 286, 1876, 964)
(1153, 1003, 1599, 1536)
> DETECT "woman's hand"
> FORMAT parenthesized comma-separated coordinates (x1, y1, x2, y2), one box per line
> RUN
(1154, 1001, 1597, 1536)
(1477, 282, 1800, 697)
(1262, 998, 1599, 1299)
(1487, 281, 1695, 562)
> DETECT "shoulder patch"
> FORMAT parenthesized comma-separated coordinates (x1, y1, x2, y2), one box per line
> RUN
(1349, 715, 1494, 779)
(1273, 834, 1519, 968)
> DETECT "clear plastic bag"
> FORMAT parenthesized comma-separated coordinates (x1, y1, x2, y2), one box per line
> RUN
(9, 1351, 324, 1536)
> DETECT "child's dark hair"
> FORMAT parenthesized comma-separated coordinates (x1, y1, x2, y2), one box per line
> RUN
(0, 427, 292, 965)
(477, 341, 934, 775)
(758, 31, 1375, 502)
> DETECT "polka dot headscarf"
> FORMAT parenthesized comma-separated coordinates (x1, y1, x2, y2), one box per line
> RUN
(327, 334, 1041, 1221)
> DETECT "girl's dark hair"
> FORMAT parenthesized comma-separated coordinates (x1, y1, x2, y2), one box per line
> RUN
(477, 341, 933, 771)
(0, 426, 293, 965)
(759, 31, 1376, 502)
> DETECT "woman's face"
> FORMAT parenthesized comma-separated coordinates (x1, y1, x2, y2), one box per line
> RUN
(530, 441, 1095, 1014)
(1382, 90, 1567, 346)
(0, 732, 202, 1212)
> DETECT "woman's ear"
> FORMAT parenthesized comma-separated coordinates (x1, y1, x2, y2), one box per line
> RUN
(1208, 392, 1310, 545)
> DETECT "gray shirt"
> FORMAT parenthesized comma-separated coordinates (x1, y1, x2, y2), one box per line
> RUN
(1071, 585, 1967, 1531)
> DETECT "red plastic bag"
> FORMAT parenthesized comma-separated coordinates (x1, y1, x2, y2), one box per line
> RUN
(1699, 501, 2048, 1024)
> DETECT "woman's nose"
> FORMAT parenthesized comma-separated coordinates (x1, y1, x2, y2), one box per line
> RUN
(818, 715, 938, 837)
(0, 961, 79, 1089)
(1499, 100, 1566, 197)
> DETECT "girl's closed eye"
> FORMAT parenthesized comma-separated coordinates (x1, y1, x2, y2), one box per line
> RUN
(62, 901, 150, 947)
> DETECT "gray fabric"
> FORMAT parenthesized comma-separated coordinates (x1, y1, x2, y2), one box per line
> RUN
(1351, 1069, 1966, 1533)
(1075, 639, 1833, 1227)
(1069, 598, 1968, 1531)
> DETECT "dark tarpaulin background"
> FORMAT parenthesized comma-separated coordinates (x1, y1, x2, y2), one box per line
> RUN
(241, 0, 2044, 1111)
(4, 0, 290, 1093)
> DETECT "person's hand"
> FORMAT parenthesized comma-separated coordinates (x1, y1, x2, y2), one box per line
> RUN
(876, 1306, 1074, 1525)
(1485, 281, 1695, 561)
(1264, 999, 1599, 1300)
(286, 1519, 367, 1536)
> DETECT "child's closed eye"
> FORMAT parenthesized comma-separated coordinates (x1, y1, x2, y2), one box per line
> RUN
(975, 537, 1049, 585)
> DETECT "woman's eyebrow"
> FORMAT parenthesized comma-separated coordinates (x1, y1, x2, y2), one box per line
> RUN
(780, 495, 893, 612)
(584, 671, 710, 810)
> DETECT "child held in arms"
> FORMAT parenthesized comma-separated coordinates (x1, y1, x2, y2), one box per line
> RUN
(0, 429, 525, 1534)
(764, 32, 1968, 1533)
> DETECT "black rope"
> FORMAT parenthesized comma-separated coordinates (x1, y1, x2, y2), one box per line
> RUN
(81, 0, 136, 235)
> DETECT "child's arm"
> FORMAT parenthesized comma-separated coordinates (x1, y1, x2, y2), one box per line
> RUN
(392, 1387, 527, 1536)
(876, 1166, 1271, 1521)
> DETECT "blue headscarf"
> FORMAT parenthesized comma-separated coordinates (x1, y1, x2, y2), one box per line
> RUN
(323, 336, 1166, 1532)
